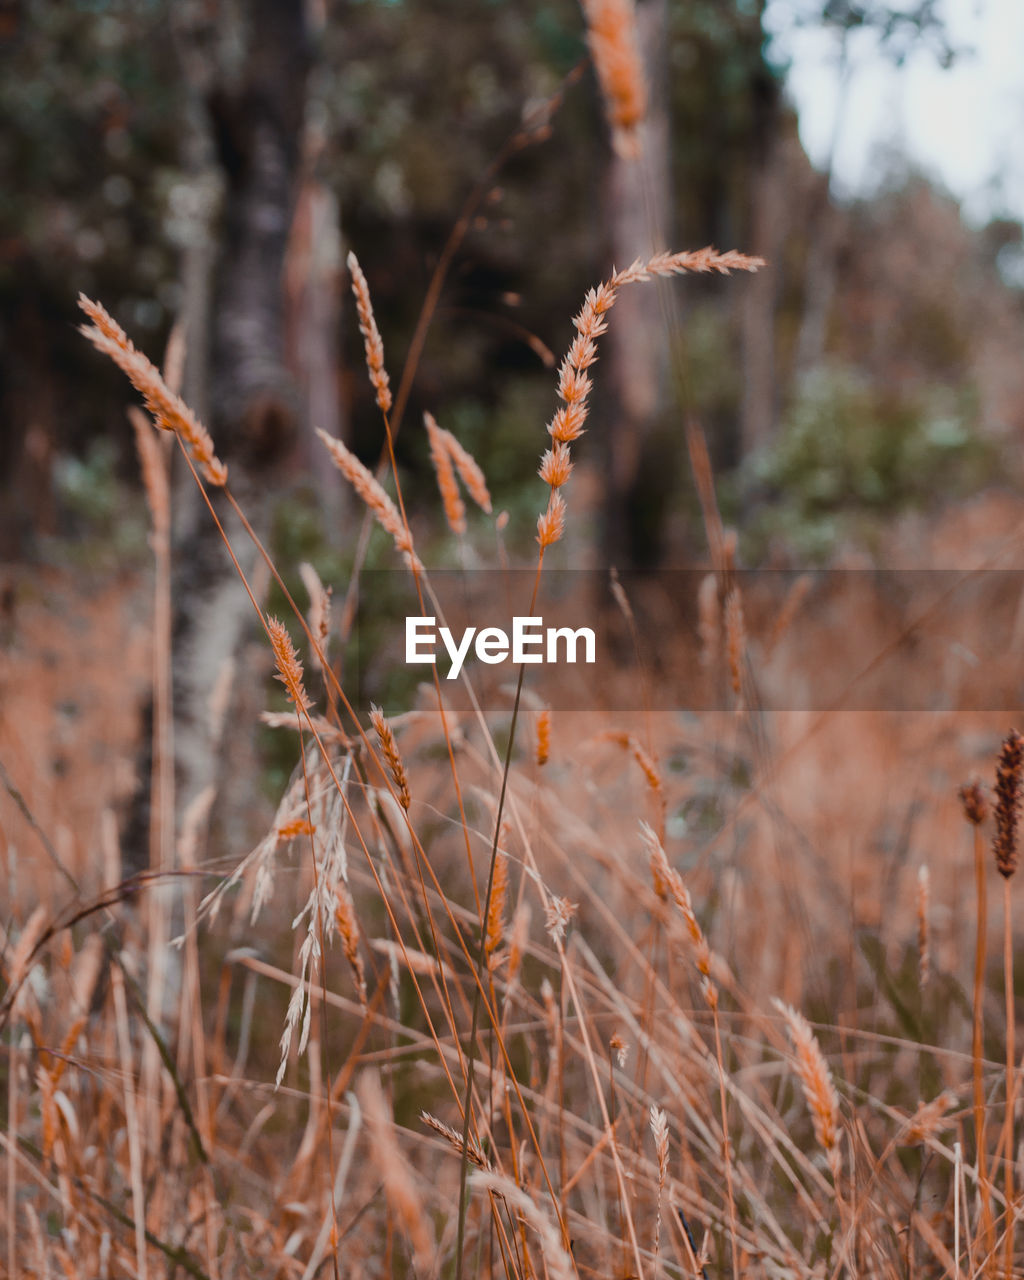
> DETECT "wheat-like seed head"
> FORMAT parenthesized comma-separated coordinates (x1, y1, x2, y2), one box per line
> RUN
(773, 999, 841, 1177)
(639, 821, 712, 978)
(534, 247, 762, 564)
(544, 895, 577, 945)
(369, 704, 411, 810)
(347, 251, 392, 414)
(335, 882, 367, 1006)
(538, 443, 574, 489)
(485, 852, 509, 961)
(536, 491, 566, 548)
(267, 617, 311, 712)
(424, 411, 467, 536)
(649, 1104, 669, 1185)
(535, 707, 551, 766)
(420, 1111, 492, 1170)
(317, 428, 419, 567)
(442, 425, 492, 513)
(79, 294, 227, 485)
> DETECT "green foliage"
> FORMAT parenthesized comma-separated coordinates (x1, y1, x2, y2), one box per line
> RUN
(740, 364, 995, 560)
(53, 436, 149, 560)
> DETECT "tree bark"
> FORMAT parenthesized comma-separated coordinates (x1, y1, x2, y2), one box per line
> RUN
(125, 0, 311, 870)
(601, 0, 671, 569)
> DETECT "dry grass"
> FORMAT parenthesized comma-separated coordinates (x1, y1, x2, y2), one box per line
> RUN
(5, 77, 1024, 1280)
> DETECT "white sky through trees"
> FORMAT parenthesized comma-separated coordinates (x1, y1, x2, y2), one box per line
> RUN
(764, 0, 1024, 225)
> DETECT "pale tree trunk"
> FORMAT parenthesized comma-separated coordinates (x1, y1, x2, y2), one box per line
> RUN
(793, 36, 851, 379)
(601, 0, 671, 568)
(284, 164, 345, 525)
(176, 0, 310, 828)
(739, 19, 785, 458)
(125, 0, 311, 872)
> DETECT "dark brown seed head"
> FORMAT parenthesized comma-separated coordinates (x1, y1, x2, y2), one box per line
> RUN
(993, 730, 1024, 879)
(959, 778, 988, 827)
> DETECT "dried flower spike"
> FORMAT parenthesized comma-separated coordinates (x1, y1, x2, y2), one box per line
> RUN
(442, 428, 492, 513)
(960, 778, 988, 826)
(317, 428, 419, 568)
(370, 704, 411, 811)
(336, 883, 367, 1006)
(537, 491, 566, 548)
(347, 251, 392, 414)
(544, 895, 577, 945)
(535, 708, 551, 766)
(639, 821, 711, 977)
(421, 1111, 491, 1170)
(580, 0, 648, 158)
(267, 617, 311, 712)
(993, 729, 1024, 878)
(539, 442, 574, 489)
(773, 998, 841, 1178)
(424, 412, 466, 536)
(485, 852, 509, 960)
(79, 294, 227, 486)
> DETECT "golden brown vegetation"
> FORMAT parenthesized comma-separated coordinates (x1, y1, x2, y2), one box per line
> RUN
(4, 92, 1024, 1280)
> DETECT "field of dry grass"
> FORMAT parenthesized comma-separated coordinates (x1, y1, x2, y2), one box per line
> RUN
(4, 254, 1024, 1280)
(6, 8, 1024, 1278)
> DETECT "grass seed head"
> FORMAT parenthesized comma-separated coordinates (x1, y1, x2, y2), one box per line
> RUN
(267, 617, 311, 712)
(370, 704, 411, 810)
(993, 728, 1024, 878)
(347, 251, 392, 413)
(959, 777, 988, 826)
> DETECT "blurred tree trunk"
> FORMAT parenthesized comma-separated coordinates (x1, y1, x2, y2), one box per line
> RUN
(178, 0, 310, 817)
(284, 162, 345, 525)
(601, 0, 671, 569)
(793, 35, 850, 378)
(740, 10, 784, 457)
(126, 0, 311, 868)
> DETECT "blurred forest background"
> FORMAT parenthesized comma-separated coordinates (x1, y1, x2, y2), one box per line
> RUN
(3, 0, 1023, 575)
